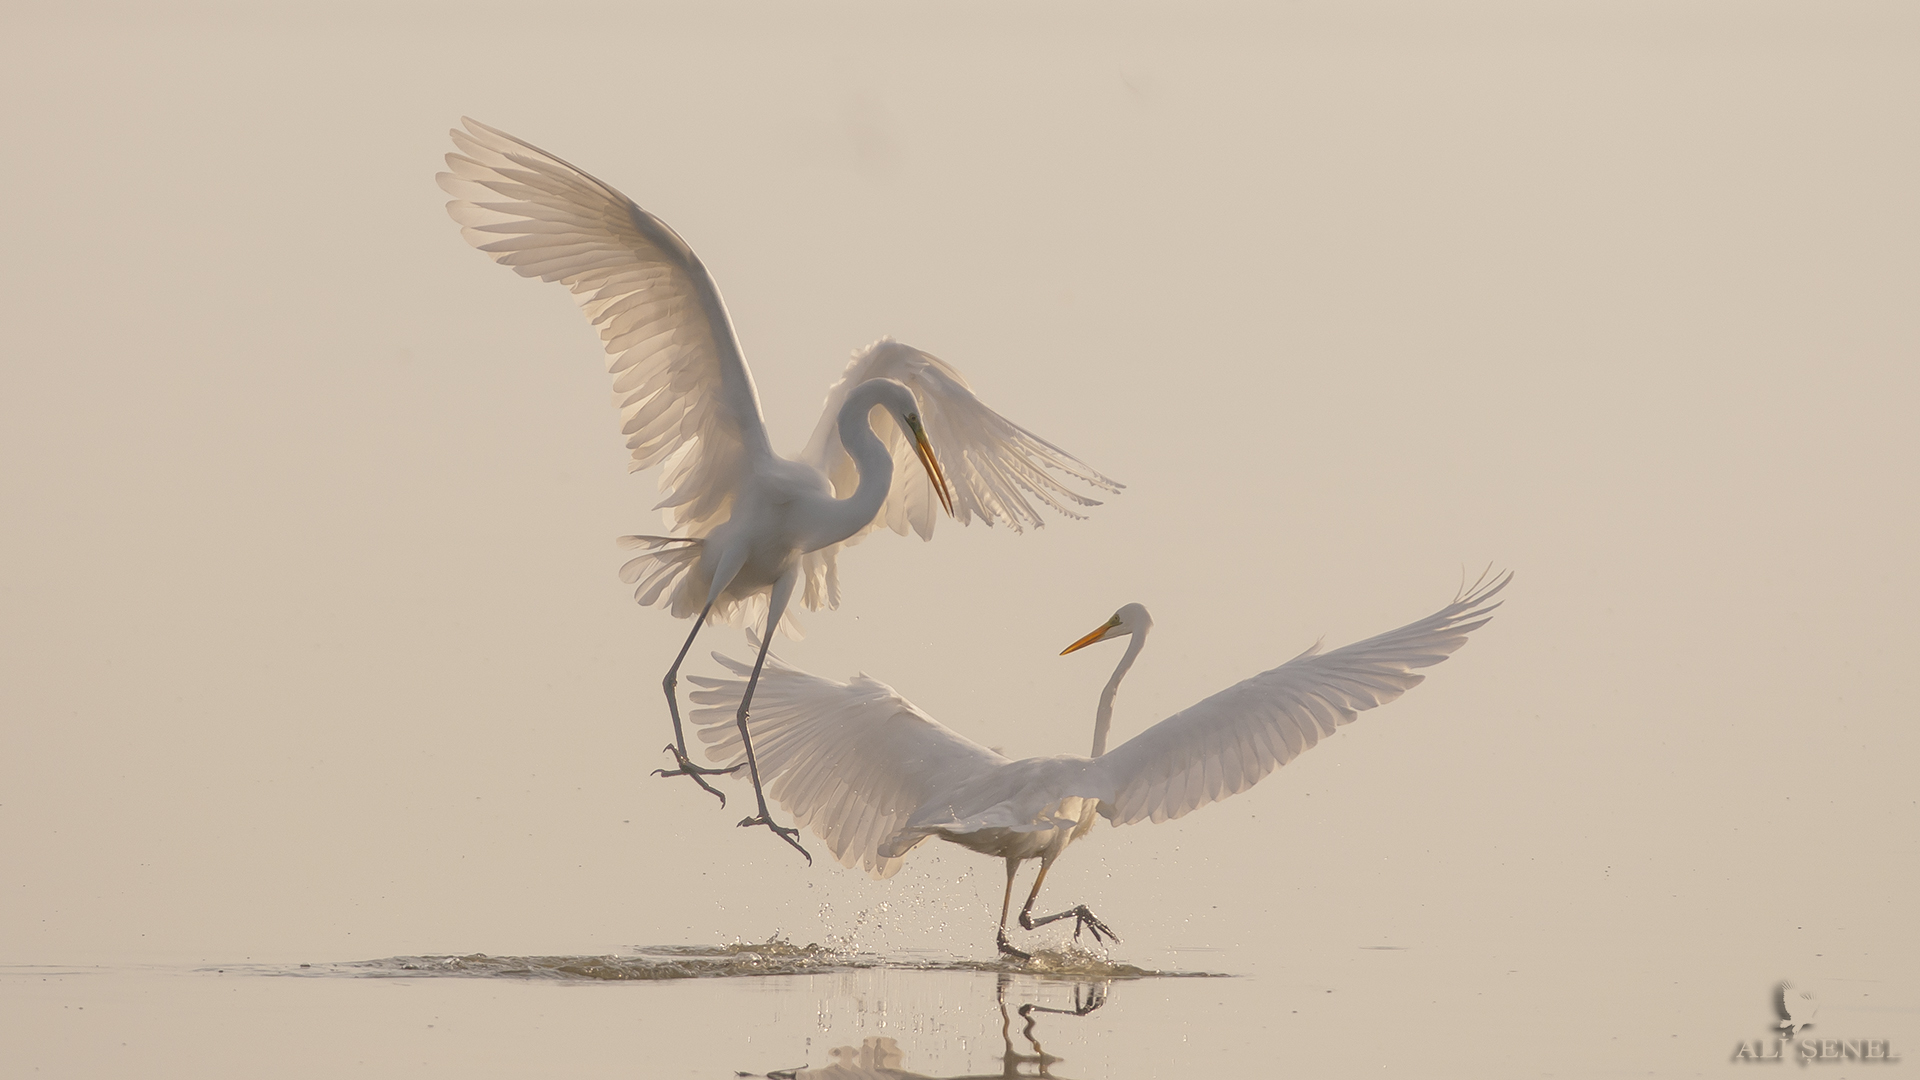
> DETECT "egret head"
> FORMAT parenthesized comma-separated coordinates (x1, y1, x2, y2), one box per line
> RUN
(1060, 603, 1153, 654)
(868, 378, 955, 517)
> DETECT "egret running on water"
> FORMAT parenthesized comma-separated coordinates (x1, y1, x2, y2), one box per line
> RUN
(438, 119, 1120, 860)
(689, 572, 1509, 955)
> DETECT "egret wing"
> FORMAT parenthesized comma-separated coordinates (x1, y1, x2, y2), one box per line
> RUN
(794, 339, 1122, 610)
(439, 118, 772, 535)
(688, 650, 1009, 878)
(1093, 572, 1511, 826)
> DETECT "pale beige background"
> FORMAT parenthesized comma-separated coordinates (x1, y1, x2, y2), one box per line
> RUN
(1, 1, 1915, 1076)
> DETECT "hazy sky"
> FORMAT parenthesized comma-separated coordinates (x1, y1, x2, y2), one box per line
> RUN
(2, 1, 1915, 1061)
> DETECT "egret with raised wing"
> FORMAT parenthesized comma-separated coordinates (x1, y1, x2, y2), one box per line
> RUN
(437, 119, 1120, 860)
(689, 572, 1509, 955)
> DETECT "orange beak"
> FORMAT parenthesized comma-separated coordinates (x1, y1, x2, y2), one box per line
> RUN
(1060, 615, 1121, 655)
(909, 421, 955, 517)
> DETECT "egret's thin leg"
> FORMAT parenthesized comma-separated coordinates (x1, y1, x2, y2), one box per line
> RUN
(996, 857, 1031, 960)
(993, 974, 1021, 1075)
(732, 571, 811, 863)
(652, 597, 742, 804)
(1018, 859, 1118, 946)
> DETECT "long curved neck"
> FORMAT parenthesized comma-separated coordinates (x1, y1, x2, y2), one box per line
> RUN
(811, 381, 897, 548)
(1091, 629, 1148, 757)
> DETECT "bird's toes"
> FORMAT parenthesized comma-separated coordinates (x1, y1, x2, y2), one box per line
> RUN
(737, 815, 813, 863)
(774, 826, 812, 864)
(654, 760, 730, 805)
(1078, 910, 1117, 944)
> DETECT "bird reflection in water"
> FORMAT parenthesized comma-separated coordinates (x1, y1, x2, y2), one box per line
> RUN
(750, 974, 1107, 1080)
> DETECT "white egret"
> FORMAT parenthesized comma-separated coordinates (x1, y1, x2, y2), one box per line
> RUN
(689, 572, 1509, 956)
(437, 119, 1120, 860)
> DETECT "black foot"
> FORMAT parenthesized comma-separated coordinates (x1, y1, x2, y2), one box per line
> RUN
(996, 932, 1033, 961)
(1020, 905, 1119, 947)
(738, 813, 812, 865)
(1071, 907, 1118, 946)
(652, 744, 742, 806)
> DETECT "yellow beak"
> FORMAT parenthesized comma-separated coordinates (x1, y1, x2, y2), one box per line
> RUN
(908, 420, 955, 517)
(1061, 615, 1121, 655)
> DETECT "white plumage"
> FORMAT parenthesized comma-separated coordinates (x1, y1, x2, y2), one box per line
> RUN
(793, 341, 1116, 614)
(690, 572, 1510, 955)
(437, 118, 1119, 857)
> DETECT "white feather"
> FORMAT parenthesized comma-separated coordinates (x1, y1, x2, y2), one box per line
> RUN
(438, 121, 1117, 627)
(794, 339, 1121, 612)
(689, 574, 1509, 888)
(439, 117, 769, 540)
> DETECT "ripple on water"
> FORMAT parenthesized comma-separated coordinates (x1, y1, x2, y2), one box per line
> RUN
(251, 941, 1225, 981)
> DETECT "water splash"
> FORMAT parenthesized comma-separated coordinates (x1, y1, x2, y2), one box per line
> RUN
(244, 940, 1225, 981)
